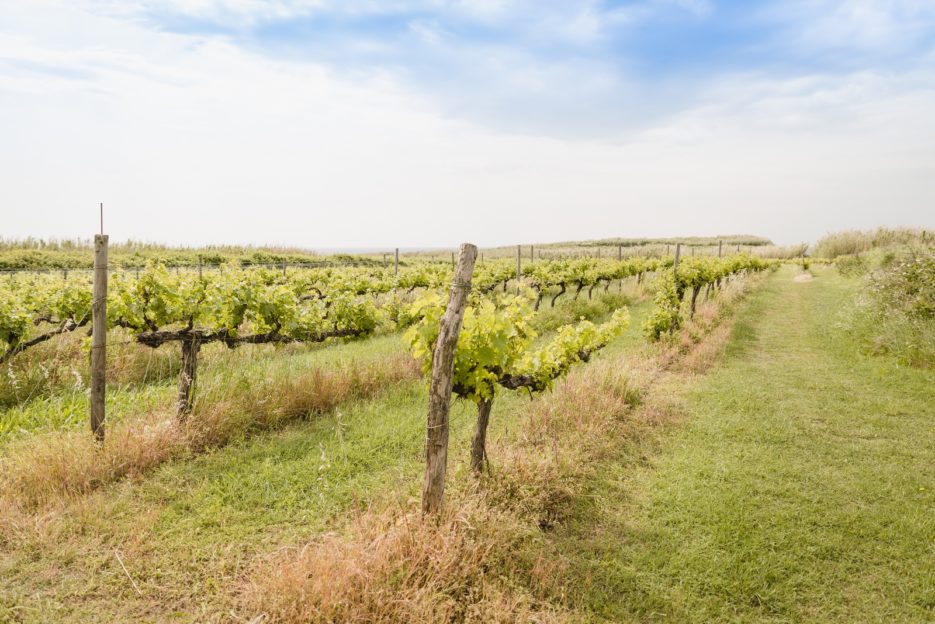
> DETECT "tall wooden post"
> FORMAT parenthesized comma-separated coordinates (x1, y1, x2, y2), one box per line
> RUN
(383, 253, 387, 268)
(394, 248, 399, 275)
(91, 234, 108, 442)
(516, 244, 521, 287)
(423, 243, 478, 514)
(451, 252, 455, 267)
(198, 255, 203, 279)
(718, 240, 723, 258)
(674, 243, 681, 278)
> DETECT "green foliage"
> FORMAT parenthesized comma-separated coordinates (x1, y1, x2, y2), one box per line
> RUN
(643, 271, 682, 341)
(406, 292, 537, 401)
(405, 290, 629, 401)
(853, 248, 935, 367)
(836, 254, 867, 277)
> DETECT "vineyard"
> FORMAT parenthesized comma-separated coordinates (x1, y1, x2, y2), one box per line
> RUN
(1, 234, 932, 623)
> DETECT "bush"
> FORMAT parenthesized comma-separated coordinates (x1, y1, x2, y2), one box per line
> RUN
(836, 254, 867, 277)
(853, 248, 935, 368)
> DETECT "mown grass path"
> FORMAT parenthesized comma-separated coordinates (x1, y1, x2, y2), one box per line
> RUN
(566, 266, 935, 623)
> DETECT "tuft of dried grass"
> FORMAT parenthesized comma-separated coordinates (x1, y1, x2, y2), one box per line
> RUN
(243, 498, 570, 624)
(0, 354, 420, 510)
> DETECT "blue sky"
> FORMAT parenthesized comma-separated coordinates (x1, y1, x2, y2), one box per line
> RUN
(1, 0, 934, 246)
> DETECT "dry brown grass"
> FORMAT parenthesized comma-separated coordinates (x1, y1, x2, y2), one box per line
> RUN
(0, 353, 420, 511)
(242, 497, 572, 624)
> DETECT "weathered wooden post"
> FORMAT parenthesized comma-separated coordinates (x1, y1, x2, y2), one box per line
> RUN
(394, 248, 399, 275)
(451, 252, 455, 268)
(198, 255, 203, 279)
(718, 240, 723, 258)
(516, 244, 521, 288)
(91, 234, 108, 442)
(674, 243, 681, 278)
(422, 243, 477, 514)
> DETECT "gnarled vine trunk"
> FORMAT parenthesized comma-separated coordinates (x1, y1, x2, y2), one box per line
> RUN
(177, 337, 201, 418)
(470, 397, 494, 474)
(690, 286, 702, 318)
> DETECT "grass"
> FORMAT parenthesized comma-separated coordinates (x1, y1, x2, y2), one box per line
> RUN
(554, 264, 935, 622)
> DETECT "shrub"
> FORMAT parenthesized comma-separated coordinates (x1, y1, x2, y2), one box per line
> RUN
(853, 248, 935, 368)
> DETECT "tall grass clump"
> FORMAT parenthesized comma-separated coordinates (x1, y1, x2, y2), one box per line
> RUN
(813, 227, 930, 259)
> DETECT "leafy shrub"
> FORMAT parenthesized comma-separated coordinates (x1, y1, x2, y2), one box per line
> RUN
(836, 254, 867, 277)
(854, 248, 935, 367)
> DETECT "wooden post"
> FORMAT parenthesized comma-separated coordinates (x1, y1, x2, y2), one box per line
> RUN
(618, 245, 622, 261)
(451, 252, 455, 268)
(718, 240, 723, 258)
(423, 243, 478, 514)
(516, 244, 521, 287)
(394, 248, 399, 275)
(530, 245, 534, 262)
(674, 243, 681, 278)
(691, 246, 695, 257)
(90, 234, 108, 442)
(282, 259, 287, 277)
(383, 253, 387, 268)
(198, 255, 203, 279)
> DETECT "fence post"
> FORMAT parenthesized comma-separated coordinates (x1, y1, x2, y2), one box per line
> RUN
(718, 240, 723, 258)
(423, 243, 477, 514)
(451, 252, 455, 268)
(530, 245, 534, 262)
(91, 234, 108, 442)
(674, 243, 681, 279)
(395, 248, 399, 275)
(198, 255, 203, 279)
(516, 244, 521, 288)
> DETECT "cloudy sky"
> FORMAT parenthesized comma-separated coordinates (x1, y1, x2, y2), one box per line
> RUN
(2, 1, 934, 248)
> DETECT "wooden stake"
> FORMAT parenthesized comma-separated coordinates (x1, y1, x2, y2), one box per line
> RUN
(516, 244, 521, 289)
(422, 243, 477, 514)
(394, 248, 399, 275)
(718, 240, 723, 258)
(674, 243, 681, 278)
(91, 234, 108, 442)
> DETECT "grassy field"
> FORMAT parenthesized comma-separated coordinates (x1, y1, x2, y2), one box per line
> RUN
(2, 264, 932, 622)
(557, 265, 935, 622)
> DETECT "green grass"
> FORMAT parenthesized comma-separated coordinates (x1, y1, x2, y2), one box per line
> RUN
(558, 265, 935, 622)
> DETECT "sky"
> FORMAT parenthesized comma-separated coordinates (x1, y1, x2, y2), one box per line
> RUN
(1, 0, 934, 249)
